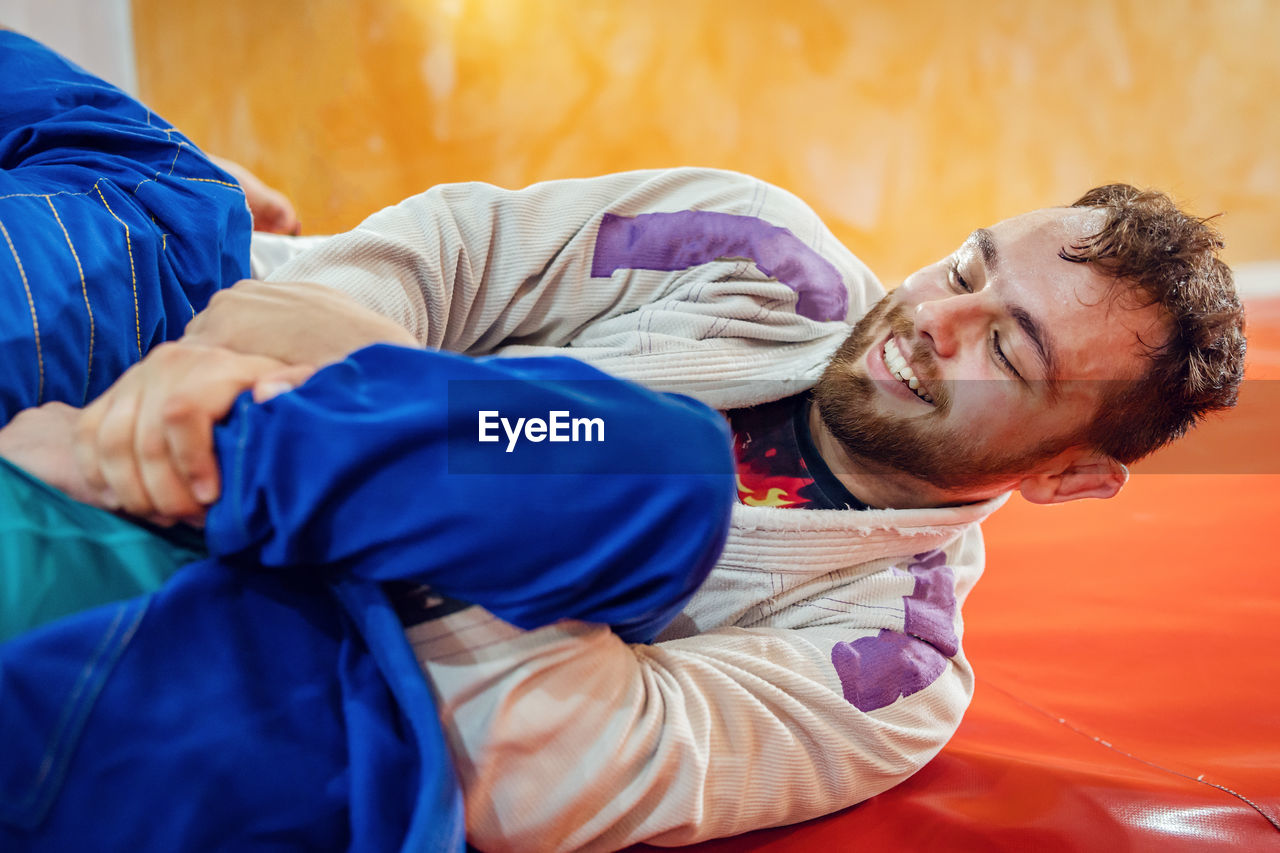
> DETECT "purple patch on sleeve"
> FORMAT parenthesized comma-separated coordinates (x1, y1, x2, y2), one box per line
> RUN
(830, 549, 960, 712)
(591, 210, 848, 322)
(903, 549, 958, 658)
(830, 630, 950, 714)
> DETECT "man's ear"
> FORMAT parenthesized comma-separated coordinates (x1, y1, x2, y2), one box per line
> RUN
(1016, 448, 1129, 505)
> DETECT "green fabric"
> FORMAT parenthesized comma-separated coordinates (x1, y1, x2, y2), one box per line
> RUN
(0, 458, 206, 641)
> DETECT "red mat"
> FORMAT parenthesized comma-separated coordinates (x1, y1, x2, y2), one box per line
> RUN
(644, 297, 1280, 851)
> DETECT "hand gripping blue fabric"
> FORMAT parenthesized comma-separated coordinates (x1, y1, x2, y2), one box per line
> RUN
(0, 345, 735, 851)
(207, 345, 736, 643)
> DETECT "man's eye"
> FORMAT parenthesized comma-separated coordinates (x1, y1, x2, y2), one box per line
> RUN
(948, 262, 972, 293)
(992, 330, 1023, 380)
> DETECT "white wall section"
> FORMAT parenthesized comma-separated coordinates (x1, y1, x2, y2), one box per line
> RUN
(0, 0, 137, 93)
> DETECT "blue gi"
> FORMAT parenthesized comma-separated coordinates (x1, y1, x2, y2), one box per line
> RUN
(0, 30, 251, 422)
(0, 344, 735, 851)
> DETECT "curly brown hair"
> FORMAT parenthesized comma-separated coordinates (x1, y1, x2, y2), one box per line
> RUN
(1061, 184, 1246, 464)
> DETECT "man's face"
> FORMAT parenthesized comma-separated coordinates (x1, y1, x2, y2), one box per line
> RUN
(813, 207, 1168, 499)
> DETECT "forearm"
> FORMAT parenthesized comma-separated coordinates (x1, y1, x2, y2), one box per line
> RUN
(260, 168, 790, 353)
(415, 533, 988, 850)
(420, 618, 971, 851)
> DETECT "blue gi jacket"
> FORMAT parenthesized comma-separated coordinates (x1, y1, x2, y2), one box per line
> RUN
(0, 345, 736, 851)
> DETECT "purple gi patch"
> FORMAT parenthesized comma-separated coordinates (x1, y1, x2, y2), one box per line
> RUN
(590, 210, 849, 322)
(830, 550, 959, 712)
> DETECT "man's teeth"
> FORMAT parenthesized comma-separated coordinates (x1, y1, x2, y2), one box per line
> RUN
(884, 339, 934, 403)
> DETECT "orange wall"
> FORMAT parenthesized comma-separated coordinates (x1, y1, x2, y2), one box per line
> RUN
(132, 0, 1280, 284)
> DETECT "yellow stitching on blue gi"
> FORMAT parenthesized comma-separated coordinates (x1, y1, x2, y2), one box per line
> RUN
(134, 143, 188, 194)
(166, 142, 187, 173)
(0, 142, 230, 200)
(180, 174, 240, 186)
(46, 195, 95, 401)
(0, 219, 45, 403)
(93, 183, 142, 358)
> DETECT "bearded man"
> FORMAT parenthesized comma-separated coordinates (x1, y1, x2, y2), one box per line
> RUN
(1, 27, 1247, 853)
(32, 167, 1234, 851)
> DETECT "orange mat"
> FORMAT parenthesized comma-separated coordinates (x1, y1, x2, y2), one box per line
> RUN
(645, 296, 1280, 851)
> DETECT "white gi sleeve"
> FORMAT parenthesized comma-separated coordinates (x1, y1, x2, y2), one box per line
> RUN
(413, 528, 985, 852)
(261, 168, 882, 356)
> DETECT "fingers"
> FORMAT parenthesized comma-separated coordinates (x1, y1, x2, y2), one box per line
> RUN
(74, 343, 295, 522)
(162, 394, 219, 507)
(252, 364, 316, 403)
(158, 356, 290, 505)
(252, 189, 301, 236)
(208, 155, 301, 235)
(77, 349, 194, 523)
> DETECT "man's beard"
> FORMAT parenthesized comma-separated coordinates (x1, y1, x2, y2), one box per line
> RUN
(812, 294, 1064, 494)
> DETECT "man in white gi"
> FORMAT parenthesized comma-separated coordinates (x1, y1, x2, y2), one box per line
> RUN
(68, 168, 1246, 850)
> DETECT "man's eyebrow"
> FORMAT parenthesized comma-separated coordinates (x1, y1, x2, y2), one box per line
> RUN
(970, 227, 998, 269)
(1009, 305, 1060, 394)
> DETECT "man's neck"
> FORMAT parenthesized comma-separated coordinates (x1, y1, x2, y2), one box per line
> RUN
(805, 402, 1008, 510)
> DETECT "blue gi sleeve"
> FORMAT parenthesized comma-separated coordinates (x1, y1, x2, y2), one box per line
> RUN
(205, 345, 736, 643)
(0, 31, 251, 421)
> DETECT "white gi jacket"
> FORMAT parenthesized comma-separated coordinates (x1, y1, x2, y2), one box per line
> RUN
(255, 168, 1008, 851)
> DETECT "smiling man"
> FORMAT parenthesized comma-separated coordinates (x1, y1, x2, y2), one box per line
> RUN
(107, 169, 1234, 851)
(1, 30, 1249, 853)
(7, 162, 1246, 850)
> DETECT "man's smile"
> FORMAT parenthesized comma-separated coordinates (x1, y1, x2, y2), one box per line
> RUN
(867, 332, 936, 406)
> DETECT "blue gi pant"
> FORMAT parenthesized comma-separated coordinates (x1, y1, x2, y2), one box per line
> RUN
(0, 30, 251, 422)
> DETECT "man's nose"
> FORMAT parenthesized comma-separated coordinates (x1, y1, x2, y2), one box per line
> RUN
(912, 296, 984, 359)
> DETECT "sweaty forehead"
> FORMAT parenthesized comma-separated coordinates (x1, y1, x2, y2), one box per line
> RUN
(985, 207, 1168, 382)
(987, 206, 1107, 246)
